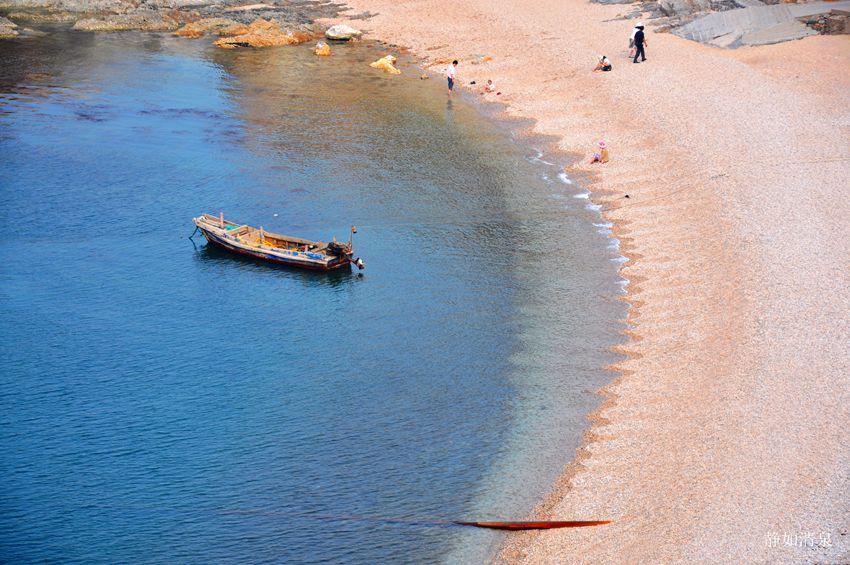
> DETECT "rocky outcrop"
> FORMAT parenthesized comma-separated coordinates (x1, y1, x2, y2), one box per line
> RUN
(212, 17, 313, 48)
(173, 16, 238, 37)
(324, 23, 360, 40)
(0, 0, 341, 34)
(369, 54, 400, 74)
(0, 0, 126, 11)
(658, 0, 711, 17)
(72, 10, 180, 31)
(674, 0, 849, 45)
(1, 0, 349, 43)
(0, 15, 19, 37)
(143, 0, 221, 8)
(4, 11, 80, 21)
(313, 40, 330, 55)
(220, 21, 248, 33)
(222, 3, 270, 12)
(597, 0, 850, 44)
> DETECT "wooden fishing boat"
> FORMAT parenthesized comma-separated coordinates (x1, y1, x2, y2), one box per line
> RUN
(192, 213, 363, 271)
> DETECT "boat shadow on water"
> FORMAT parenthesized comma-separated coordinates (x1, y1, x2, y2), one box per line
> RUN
(192, 239, 361, 287)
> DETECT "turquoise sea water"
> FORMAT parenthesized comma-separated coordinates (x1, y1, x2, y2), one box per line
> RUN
(0, 30, 624, 563)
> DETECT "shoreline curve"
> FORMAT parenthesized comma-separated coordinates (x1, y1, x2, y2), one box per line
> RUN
(323, 1, 850, 563)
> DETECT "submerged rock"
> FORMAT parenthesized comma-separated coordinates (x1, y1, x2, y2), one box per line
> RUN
(174, 17, 238, 37)
(73, 11, 181, 31)
(324, 23, 361, 40)
(369, 54, 401, 74)
(213, 17, 313, 48)
(313, 40, 331, 56)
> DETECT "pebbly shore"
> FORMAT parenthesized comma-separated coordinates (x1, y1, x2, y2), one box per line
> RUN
(316, 0, 850, 563)
(3, 0, 848, 562)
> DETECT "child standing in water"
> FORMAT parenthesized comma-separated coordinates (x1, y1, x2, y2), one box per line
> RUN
(446, 60, 458, 96)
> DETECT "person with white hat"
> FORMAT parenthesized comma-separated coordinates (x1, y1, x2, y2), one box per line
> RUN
(589, 140, 610, 164)
(629, 21, 643, 49)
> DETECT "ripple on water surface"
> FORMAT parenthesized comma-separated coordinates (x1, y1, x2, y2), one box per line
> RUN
(0, 30, 624, 564)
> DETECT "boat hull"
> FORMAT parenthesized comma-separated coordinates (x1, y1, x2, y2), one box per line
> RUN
(199, 227, 351, 271)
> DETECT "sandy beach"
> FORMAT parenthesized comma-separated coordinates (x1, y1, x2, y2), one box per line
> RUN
(324, 1, 850, 562)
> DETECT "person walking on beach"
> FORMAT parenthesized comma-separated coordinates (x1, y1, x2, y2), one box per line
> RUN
(446, 60, 458, 96)
(629, 21, 642, 57)
(633, 25, 647, 63)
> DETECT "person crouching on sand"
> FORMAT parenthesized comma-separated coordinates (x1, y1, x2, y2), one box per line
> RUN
(589, 140, 609, 164)
(447, 60, 458, 96)
(594, 55, 612, 72)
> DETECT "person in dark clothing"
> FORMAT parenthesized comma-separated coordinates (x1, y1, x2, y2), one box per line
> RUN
(633, 25, 647, 63)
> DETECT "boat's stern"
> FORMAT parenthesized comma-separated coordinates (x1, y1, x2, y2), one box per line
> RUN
(345, 225, 364, 270)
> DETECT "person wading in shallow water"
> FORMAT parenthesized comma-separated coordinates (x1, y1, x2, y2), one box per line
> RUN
(446, 60, 458, 96)
(633, 25, 647, 64)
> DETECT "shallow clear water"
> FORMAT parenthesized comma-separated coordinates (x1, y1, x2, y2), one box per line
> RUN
(0, 30, 625, 564)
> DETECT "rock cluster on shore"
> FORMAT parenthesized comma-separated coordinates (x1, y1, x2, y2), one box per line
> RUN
(673, 0, 850, 46)
(173, 17, 239, 38)
(72, 11, 182, 31)
(0, 0, 345, 41)
(4, 0, 842, 49)
(212, 17, 313, 48)
(596, 0, 849, 46)
(324, 23, 362, 40)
